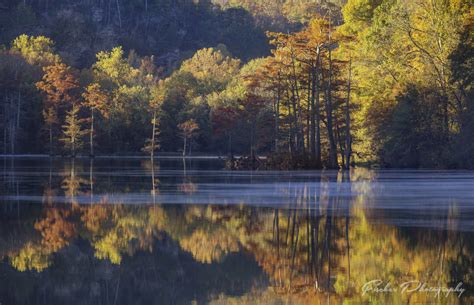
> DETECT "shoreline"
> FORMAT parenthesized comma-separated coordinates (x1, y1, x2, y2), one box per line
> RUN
(0, 154, 234, 160)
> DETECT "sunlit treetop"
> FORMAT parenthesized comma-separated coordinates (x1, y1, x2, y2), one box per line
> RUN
(180, 46, 241, 92)
(93, 46, 140, 86)
(341, 0, 386, 34)
(36, 62, 80, 106)
(208, 57, 268, 108)
(11, 34, 61, 67)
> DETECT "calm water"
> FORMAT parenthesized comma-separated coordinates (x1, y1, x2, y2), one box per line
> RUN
(1, 157, 473, 305)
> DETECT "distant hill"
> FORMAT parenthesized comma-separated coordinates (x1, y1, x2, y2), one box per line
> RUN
(0, 0, 343, 68)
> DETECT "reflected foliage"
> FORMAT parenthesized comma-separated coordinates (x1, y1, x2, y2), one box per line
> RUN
(0, 161, 473, 304)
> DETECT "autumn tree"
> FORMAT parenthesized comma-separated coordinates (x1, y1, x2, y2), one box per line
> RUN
(341, 0, 472, 167)
(60, 104, 87, 157)
(254, 14, 351, 169)
(180, 46, 241, 93)
(82, 83, 109, 156)
(0, 1, 472, 168)
(11, 34, 60, 67)
(36, 62, 80, 155)
(1, 34, 61, 155)
(178, 119, 199, 156)
(143, 80, 166, 158)
(92, 46, 153, 153)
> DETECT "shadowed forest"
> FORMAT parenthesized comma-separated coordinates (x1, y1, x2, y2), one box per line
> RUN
(0, 0, 473, 169)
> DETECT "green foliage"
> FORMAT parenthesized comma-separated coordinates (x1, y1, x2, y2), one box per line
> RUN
(180, 47, 241, 93)
(345, 0, 473, 167)
(342, 0, 385, 32)
(208, 58, 266, 109)
(91, 47, 152, 153)
(93, 47, 138, 86)
(155, 46, 242, 152)
(381, 86, 448, 167)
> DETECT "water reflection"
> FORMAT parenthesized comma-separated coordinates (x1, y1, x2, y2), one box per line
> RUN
(0, 158, 473, 304)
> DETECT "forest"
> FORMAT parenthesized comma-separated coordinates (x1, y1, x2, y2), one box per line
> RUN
(0, 0, 473, 169)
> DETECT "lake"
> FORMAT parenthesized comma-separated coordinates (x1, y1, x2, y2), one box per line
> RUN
(0, 157, 473, 304)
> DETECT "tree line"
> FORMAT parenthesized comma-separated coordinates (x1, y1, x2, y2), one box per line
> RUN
(0, 0, 473, 168)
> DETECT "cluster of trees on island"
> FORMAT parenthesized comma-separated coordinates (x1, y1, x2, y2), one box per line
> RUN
(0, 0, 473, 168)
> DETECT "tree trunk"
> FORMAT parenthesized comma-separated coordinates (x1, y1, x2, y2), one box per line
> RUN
(290, 50, 304, 153)
(306, 70, 311, 152)
(290, 86, 299, 153)
(315, 48, 322, 166)
(49, 124, 53, 156)
(183, 136, 186, 157)
(286, 89, 294, 155)
(150, 111, 156, 159)
(336, 123, 346, 169)
(325, 35, 338, 169)
(310, 63, 316, 160)
(72, 135, 75, 158)
(274, 83, 281, 153)
(116, 0, 122, 29)
(90, 110, 95, 157)
(90, 159, 94, 204)
(345, 58, 352, 169)
(14, 89, 21, 154)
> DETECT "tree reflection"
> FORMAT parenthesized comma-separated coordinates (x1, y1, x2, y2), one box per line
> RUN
(34, 207, 77, 252)
(10, 242, 50, 272)
(61, 159, 88, 202)
(2, 168, 473, 304)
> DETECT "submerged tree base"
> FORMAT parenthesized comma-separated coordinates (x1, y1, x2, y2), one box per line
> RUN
(226, 154, 329, 170)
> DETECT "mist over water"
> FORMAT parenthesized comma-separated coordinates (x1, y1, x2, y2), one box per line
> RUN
(1, 158, 473, 304)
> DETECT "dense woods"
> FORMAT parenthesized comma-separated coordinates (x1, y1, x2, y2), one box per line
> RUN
(0, 0, 473, 168)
